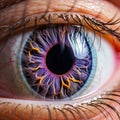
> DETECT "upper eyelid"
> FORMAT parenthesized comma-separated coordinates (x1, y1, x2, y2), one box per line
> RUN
(0, 0, 120, 10)
(0, 12, 120, 47)
(0, 0, 119, 33)
(0, 0, 25, 10)
(0, 0, 118, 26)
(0, 0, 120, 43)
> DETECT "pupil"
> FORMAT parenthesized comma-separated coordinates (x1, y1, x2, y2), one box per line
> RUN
(46, 44, 75, 75)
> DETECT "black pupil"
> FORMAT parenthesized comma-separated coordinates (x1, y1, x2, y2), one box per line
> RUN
(46, 44, 75, 75)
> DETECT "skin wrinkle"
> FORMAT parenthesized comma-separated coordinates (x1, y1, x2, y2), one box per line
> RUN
(0, 0, 120, 10)
(0, 0, 120, 120)
(0, 0, 25, 10)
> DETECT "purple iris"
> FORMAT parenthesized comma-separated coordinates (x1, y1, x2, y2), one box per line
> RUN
(21, 25, 92, 99)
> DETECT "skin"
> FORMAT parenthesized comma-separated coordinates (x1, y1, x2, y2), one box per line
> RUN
(0, 0, 120, 120)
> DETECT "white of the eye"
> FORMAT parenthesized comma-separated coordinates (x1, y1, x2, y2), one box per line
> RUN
(11, 30, 115, 103)
(74, 32, 116, 101)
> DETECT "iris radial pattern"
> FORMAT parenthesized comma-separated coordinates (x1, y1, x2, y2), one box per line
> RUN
(21, 25, 93, 99)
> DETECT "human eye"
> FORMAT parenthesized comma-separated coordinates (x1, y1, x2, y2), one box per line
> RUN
(0, 0, 120, 120)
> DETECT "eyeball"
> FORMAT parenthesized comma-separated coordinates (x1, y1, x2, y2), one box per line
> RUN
(3, 24, 116, 101)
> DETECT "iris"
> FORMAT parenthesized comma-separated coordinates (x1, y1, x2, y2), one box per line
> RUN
(21, 25, 94, 100)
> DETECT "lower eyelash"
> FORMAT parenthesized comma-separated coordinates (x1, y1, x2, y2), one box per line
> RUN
(0, 90, 120, 120)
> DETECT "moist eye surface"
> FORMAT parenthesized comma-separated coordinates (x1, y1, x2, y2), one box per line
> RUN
(20, 24, 95, 100)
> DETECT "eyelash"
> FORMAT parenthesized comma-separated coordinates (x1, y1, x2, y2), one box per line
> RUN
(1, 91, 120, 120)
(0, 13, 120, 40)
(0, 12, 120, 119)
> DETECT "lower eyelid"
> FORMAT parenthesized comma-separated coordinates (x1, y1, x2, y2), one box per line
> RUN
(0, 93, 120, 120)
(0, 100, 98, 120)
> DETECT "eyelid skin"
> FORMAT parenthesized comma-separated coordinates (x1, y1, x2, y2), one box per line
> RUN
(0, 0, 120, 26)
(0, 0, 25, 10)
(0, 0, 120, 120)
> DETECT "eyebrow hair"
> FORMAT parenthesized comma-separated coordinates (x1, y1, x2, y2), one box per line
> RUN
(0, 0, 25, 10)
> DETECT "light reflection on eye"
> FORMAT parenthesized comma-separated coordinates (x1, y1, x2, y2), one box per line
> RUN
(0, 0, 120, 120)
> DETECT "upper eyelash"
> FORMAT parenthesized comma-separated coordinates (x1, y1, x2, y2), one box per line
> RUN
(0, 13, 120, 41)
(82, 15, 120, 41)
